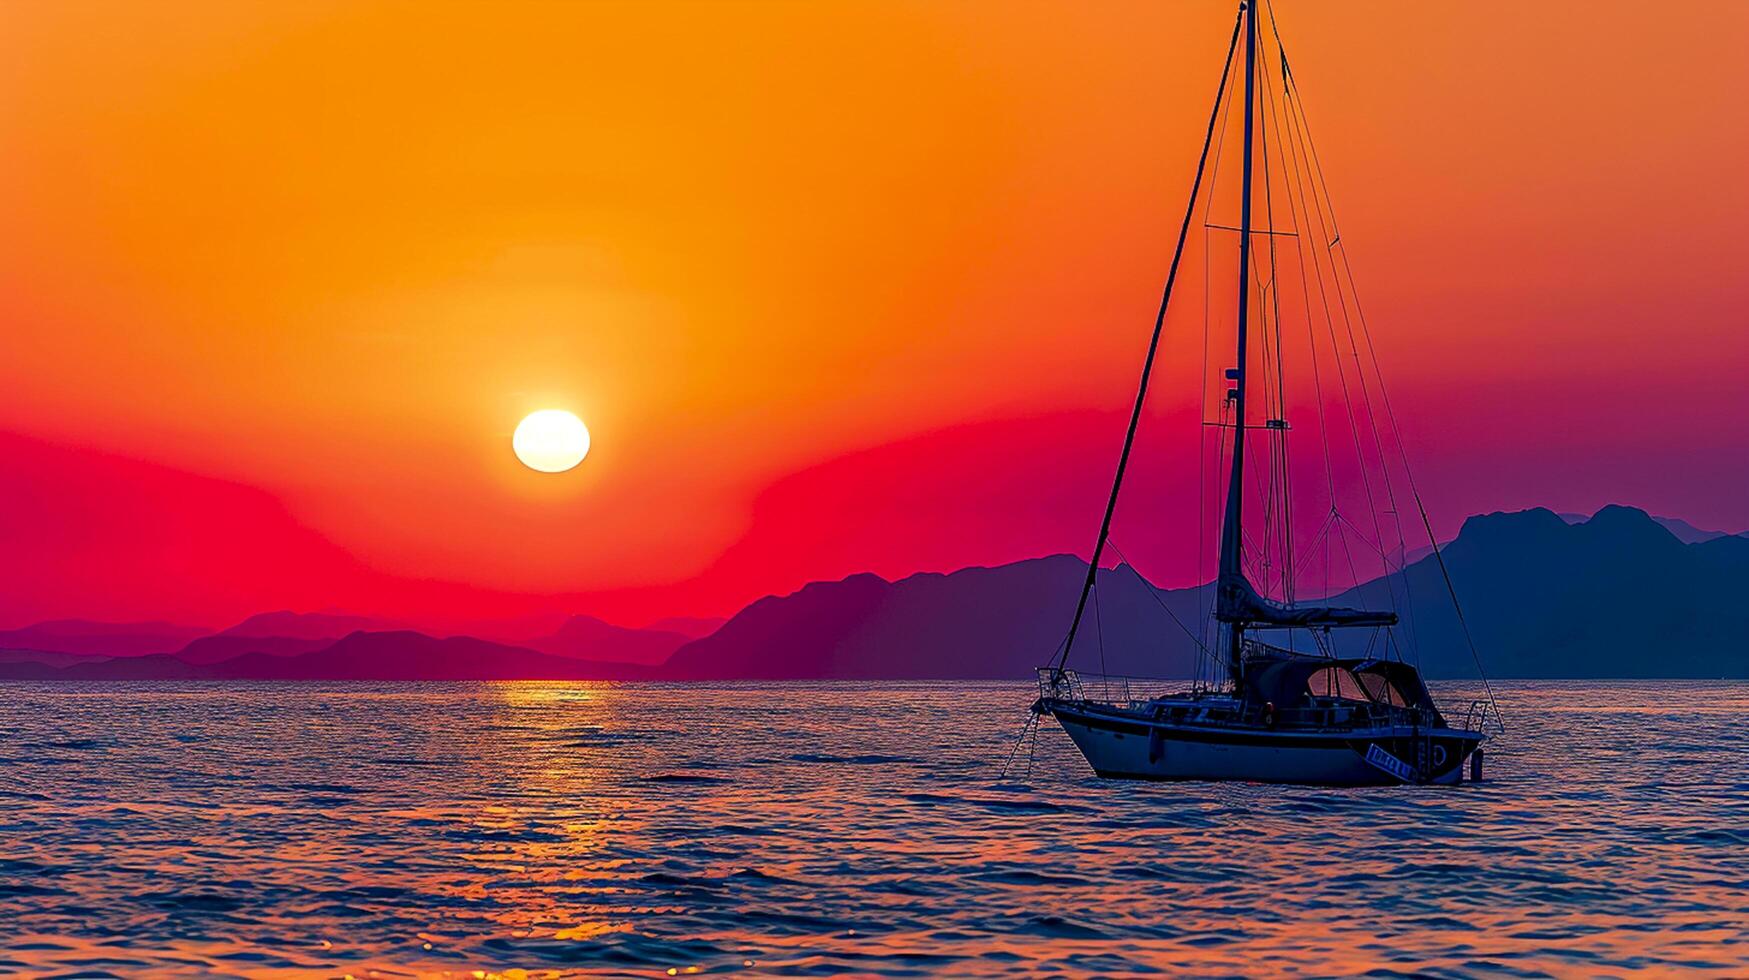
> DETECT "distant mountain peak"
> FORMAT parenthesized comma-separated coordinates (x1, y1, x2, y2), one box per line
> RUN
(1587, 503, 1658, 525)
(1583, 505, 1683, 543)
(1649, 514, 1744, 545)
(519, 615, 694, 666)
(1558, 505, 1743, 544)
(219, 610, 395, 639)
(0, 619, 211, 657)
(1452, 507, 1571, 549)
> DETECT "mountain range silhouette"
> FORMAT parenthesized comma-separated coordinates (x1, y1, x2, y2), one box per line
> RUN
(1, 506, 1742, 681)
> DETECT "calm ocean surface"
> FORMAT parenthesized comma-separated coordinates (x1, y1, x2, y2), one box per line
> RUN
(1, 680, 1745, 978)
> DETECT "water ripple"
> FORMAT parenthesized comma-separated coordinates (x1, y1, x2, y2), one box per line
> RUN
(0, 679, 1745, 976)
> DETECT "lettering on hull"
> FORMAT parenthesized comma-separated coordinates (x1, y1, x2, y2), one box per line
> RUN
(1363, 743, 1416, 782)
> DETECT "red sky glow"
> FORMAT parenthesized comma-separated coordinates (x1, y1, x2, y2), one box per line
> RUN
(2, 1, 1745, 628)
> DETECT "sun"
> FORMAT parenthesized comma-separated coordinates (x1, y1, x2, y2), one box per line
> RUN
(513, 409, 590, 473)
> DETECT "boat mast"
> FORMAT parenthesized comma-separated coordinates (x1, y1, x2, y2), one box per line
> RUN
(1218, 0, 1260, 689)
(1049, 5, 1245, 677)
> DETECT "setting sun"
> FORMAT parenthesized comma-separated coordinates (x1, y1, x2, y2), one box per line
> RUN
(513, 410, 590, 473)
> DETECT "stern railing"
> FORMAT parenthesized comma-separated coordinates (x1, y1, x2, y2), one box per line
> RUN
(1459, 698, 1504, 735)
(1036, 666, 1084, 702)
(1036, 667, 1197, 706)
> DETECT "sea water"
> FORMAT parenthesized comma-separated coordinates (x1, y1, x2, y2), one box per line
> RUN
(0, 681, 1744, 977)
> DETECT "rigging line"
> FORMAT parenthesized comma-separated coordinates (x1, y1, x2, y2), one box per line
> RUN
(1380, 497, 1427, 668)
(1241, 530, 1267, 583)
(1053, 6, 1245, 674)
(1259, 15, 1336, 612)
(1022, 708, 1042, 783)
(1105, 538, 1213, 657)
(1348, 355, 1437, 666)
(1332, 511, 1371, 621)
(1287, 509, 1336, 582)
(1243, 311, 1287, 600)
(1257, 29, 1293, 602)
(1324, 192, 1502, 711)
(1196, 0, 1238, 654)
(1312, 186, 1393, 588)
(1198, 56, 1237, 650)
(1295, 139, 1437, 666)
(1272, 21, 1430, 664)
(1242, 425, 1272, 573)
(1334, 510, 1399, 562)
(1289, 527, 1332, 597)
(1272, 33, 1398, 606)
(1317, 247, 1438, 668)
(1218, 0, 1260, 688)
(1266, 5, 1338, 242)
(1206, 395, 1234, 665)
(1254, 30, 1279, 586)
(1327, 234, 1408, 606)
(1415, 498, 1505, 733)
(1197, 239, 1210, 655)
(1009, 633, 1071, 780)
(1263, 26, 1338, 563)
(1198, 67, 1236, 653)
(1197, 233, 1210, 659)
(1238, 280, 1280, 570)
(1092, 582, 1108, 681)
(1203, 37, 1241, 228)
(1271, 34, 1387, 612)
(998, 707, 1040, 781)
(1203, 223, 1298, 237)
(1254, 281, 1282, 590)
(1239, 299, 1275, 560)
(1333, 510, 1394, 623)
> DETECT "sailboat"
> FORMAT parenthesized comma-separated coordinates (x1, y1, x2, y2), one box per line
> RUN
(1031, 0, 1502, 786)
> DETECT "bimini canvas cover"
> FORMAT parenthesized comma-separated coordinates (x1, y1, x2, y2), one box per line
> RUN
(1244, 656, 1439, 718)
(1215, 571, 1397, 629)
(1351, 659, 1438, 716)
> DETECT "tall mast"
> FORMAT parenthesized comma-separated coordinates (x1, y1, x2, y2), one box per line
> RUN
(1218, 0, 1260, 688)
(1049, 6, 1246, 676)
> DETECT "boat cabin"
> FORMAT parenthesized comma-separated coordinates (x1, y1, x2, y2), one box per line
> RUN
(1240, 655, 1445, 729)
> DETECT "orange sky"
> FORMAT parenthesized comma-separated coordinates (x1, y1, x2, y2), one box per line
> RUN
(2, 1, 1745, 627)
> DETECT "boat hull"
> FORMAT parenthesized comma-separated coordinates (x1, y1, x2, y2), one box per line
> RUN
(1046, 700, 1482, 787)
